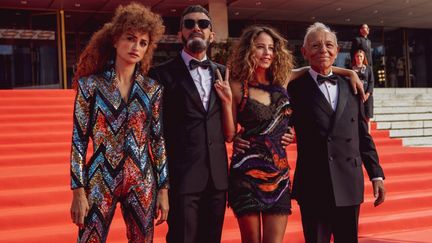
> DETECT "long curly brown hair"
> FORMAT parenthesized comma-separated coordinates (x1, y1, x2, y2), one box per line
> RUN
(73, 2, 165, 87)
(229, 25, 294, 87)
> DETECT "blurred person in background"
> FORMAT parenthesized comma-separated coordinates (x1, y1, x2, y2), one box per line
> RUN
(352, 49, 374, 130)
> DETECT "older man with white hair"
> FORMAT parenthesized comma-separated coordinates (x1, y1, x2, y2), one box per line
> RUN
(287, 22, 386, 243)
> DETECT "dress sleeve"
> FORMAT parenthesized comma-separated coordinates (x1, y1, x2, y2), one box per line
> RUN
(149, 85, 169, 190)
(366, 66, 374, 94)
(70, 77, 94, 189)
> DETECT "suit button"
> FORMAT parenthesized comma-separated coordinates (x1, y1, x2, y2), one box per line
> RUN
(329, 156, 333, 162)
(328, 137, 332, 142)
(208, 141, 212, 145)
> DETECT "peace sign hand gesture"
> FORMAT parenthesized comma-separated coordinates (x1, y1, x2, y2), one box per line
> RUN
(214, 68, 232, 105)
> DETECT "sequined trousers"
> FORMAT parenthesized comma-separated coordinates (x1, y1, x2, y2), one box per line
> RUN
(78, 157, 156, 243)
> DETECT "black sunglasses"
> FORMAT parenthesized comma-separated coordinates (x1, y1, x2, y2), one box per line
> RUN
(183, 19, 211, 30)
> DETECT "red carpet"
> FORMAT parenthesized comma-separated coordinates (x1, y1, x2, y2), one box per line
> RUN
(0, 90, 431, 243)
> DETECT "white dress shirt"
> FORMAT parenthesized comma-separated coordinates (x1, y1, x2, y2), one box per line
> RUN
(308, 68, 338, 111)
(181, 50, 212, 111)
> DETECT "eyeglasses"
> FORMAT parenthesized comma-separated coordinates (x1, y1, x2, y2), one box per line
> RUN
(183, 19, 211, 30)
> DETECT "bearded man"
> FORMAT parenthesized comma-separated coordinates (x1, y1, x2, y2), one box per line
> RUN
(148, 5, 228, 243)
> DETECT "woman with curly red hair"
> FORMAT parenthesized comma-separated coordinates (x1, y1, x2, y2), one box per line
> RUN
(69, 3, 168, 242)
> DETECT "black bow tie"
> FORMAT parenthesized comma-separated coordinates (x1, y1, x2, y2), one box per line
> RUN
(189, 59, 211, 70)
(317, 74, 338, 85)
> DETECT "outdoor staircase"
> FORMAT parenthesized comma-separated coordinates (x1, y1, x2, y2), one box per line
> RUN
(373, 88, 432, 146)
(0, 89, 431, 243)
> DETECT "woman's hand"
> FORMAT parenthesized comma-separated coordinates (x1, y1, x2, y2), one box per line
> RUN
(70, 188, 89, 229)
(349, 71, 366, 102)
(281, 127, 295, 148)
(365, 92, 370, 101)
(214, 68, 232, 105)
(155, 189, 169, 226)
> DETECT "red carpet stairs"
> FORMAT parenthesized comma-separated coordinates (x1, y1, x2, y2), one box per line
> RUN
(0, 90, 431, 243)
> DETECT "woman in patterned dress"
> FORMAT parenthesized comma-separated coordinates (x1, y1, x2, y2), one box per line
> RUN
(215, 25, 295, 243)
(352, 49, 374, 127)
(214, 25, 366, 243)
(69, 3, 168, 242)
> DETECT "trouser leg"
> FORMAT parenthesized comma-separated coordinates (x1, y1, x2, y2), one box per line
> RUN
(167, 184, 226, 243)
(78, 186, 118, 243)
(333, 205, 360, 243)
(167, 191, 200, 243)
(299, 204, 332, 243)
(197, 185, 226, 243)
(121, 159, 156, 243)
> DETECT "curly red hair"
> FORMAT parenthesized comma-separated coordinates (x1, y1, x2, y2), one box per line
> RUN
(73, 2, 165, 87)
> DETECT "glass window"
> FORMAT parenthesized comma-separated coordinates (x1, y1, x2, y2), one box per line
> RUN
(0, 9, 59, 89)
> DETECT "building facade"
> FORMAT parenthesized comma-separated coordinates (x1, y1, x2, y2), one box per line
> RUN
(1, 5, 432, 89)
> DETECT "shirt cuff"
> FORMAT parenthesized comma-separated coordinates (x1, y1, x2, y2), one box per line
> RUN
(371, 177, 383, 181)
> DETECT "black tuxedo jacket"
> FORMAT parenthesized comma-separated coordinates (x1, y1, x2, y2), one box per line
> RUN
(287, 72, 384, 207)
(148, 55, 228, 194)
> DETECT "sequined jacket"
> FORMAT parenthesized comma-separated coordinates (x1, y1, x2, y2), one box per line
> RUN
(70, 68, 168, 191)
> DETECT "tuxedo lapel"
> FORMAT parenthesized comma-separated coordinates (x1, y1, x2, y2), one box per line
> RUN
(331, 75, 349, 131)
(174, 56, 207, 114)
(207, 61, 218, 112)
(305, 73, 334, 117)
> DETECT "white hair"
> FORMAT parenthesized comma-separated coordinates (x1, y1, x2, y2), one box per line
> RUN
(303, 22, 338, 47)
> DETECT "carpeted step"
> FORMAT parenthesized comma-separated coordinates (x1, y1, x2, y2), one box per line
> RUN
(0, 142, 71, 155)
(0, 113, 72, 124)
(0, 122, 72, 134)
(358, 208, 432, 235)
(0, 132, 71, 145)
(0, 203, 70, 231)
(0, 89, 75, 98)
(365, 173, 432, 194)
(372, 137, 403, 146)
(0, 97, 74, 106)
(359, 227, 432, 242)
(375, 147, 432, 162)
(361, 189, 432, 215)
(369, 130, 390, 138)
(0, 163, 69, 189)
(1, 173, 68, 190)
(380, 160, 432, 175)
(0, 186, 70, 207)
(0, 152, 69, 166)
(0, 105, 73, 115)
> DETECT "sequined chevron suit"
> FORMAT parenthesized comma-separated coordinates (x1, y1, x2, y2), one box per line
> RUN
(70, 67, 168, 243)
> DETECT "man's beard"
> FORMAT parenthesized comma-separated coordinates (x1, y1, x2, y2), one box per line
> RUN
(182, 33, 209, 54)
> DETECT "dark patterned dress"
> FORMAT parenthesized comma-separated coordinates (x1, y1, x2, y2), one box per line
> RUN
(352, 65, 374, 118)
(70, 66, 168, 242)
(228, 81, 292, 217)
